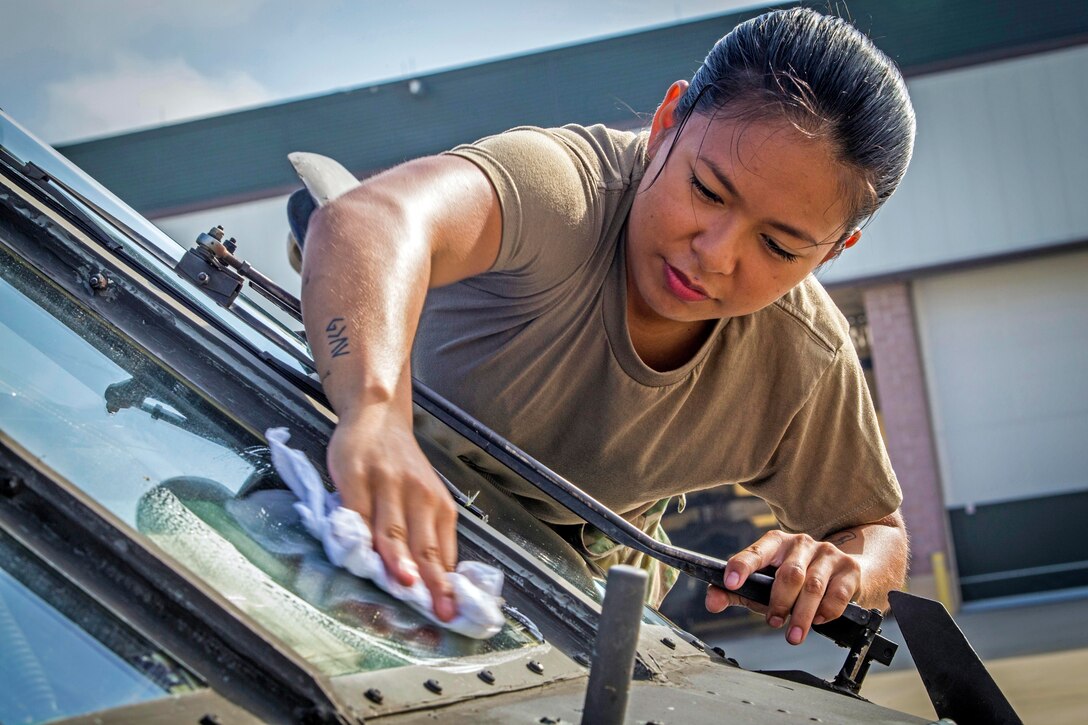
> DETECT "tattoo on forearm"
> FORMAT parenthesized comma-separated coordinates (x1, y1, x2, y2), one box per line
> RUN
(829, 531, 858, 547)
(325, 317, 351, 358)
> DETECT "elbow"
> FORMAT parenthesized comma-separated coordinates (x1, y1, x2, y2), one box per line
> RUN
(302, 187, 416, 278)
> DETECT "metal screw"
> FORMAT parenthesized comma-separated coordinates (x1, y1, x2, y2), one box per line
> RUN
(199, 716, 220, 725)
(0, 473, 21, 497)
(527, 660, 544, 675)
(196, 272, 210, 285)
(711, 646, 725, 657)
(423, 678, 442, 694)
(364, 688, 383, 704)
(89, 273, 109, 290)
(478, 669, 496, 685)
(209, 225, 225, 240)
(573, 652, 590, 666)
(661, 637, 677, 649)
(690, 641, 704, 651)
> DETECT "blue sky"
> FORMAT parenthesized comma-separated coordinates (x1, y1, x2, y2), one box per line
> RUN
(1, 0, 767, 144)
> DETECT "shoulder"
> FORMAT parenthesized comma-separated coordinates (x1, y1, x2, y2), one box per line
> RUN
(739, 274, 857, 370)
(763, 275, 852, 357)
(549, 124, 649, 188)
(439, 125, 646, 285)
(448, 124, 648, 190)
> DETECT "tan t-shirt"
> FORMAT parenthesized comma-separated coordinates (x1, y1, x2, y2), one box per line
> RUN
(414, 124, 901, 540)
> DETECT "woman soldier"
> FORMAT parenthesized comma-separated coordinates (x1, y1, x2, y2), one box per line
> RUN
(300, 7, 916, 646)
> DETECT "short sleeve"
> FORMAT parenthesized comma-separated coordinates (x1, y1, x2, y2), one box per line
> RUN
(445, 127, 615, 296)
(746, 345, 903, 539)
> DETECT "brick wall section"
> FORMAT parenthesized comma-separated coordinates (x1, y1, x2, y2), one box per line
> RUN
(862, 282, 948, 575)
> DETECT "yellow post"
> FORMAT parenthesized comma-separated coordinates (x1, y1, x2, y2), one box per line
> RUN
(931, 551, 955, 612)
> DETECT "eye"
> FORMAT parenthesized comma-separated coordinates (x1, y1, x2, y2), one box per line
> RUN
(762, 235, 799, 263)
(689, 174, 721, 204)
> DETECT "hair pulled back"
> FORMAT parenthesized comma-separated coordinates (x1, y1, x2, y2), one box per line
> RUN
(674, 7, 916, 236)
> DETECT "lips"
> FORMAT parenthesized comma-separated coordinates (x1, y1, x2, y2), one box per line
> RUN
(663, 262, 709, 302)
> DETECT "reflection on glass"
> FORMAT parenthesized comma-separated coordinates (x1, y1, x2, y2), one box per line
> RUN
(0, 556, 175, 723)
(0, 250, 537, 676)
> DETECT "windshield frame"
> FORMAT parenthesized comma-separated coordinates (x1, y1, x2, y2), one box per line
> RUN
(0, 125, 697, 717)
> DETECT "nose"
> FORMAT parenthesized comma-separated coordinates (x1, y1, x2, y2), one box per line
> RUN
(691, 218, 743, 276)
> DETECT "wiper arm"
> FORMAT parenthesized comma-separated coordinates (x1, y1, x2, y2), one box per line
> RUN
(409, 380, 897, 694)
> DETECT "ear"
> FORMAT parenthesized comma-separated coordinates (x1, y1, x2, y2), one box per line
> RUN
(822, 229, 862, 265)
(647, 80, 689, 158)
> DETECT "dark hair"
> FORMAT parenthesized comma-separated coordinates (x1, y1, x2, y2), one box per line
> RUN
(672, 7, 915, 245)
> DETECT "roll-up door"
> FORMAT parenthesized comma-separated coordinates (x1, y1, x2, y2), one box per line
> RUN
(913, 249, 1088, 600)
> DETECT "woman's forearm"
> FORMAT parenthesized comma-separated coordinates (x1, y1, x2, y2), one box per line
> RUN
(824, 510, 910, 611)
(301, 182, 429, 424)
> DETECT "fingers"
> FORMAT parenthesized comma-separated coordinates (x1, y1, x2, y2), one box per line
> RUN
(368, 468, 460, 622)
(369, 480, 418, 587)
(719, 532, 861, 646)
(405, 479, 459, 622)
(705, 585, 765, 615)
(766, 539, 817, 638)
(722, 531, 785, 596)
(777, 539, 859, 644)
(325, 423, 461, 622)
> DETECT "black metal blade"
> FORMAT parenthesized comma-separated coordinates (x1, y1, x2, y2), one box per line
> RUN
(888, 590, 1022, 724)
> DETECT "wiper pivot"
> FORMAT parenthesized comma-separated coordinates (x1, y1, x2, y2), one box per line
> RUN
(175, 226, 245, 308)
(176, 225, 301, 318)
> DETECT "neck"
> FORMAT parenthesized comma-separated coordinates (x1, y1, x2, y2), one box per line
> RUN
(626, 294, 715, 372)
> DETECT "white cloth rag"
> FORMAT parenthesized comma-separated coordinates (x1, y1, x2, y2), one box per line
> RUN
(265, 427, 506, 639)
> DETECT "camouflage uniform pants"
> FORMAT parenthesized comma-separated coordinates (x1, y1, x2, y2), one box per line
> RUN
(577, 495, 685, 608)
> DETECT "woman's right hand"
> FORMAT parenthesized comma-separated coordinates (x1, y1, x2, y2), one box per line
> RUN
(326, 406, 460, 621)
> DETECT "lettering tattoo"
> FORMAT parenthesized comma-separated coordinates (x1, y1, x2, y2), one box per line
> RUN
(325, 317, 351, 358)
(828, 531, 858, 547)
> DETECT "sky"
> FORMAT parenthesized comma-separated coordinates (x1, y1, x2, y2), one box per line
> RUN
(1, 0, 770, 145)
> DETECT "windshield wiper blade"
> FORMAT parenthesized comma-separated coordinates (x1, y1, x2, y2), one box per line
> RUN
(0, 149, 169, 264)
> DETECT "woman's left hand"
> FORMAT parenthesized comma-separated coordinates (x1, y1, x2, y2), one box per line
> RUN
(705, 530, 862, 645)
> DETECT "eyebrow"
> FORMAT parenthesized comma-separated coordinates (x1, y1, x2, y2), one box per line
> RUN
(701, 159, 820, 248)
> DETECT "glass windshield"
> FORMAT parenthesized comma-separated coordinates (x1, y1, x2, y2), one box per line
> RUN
(0, 244, 538, 677)
(0, 531, 197, 723)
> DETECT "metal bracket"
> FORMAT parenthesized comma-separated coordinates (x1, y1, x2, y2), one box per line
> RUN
(175, 226, 245, 308)
(175, 225, 301, 317)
